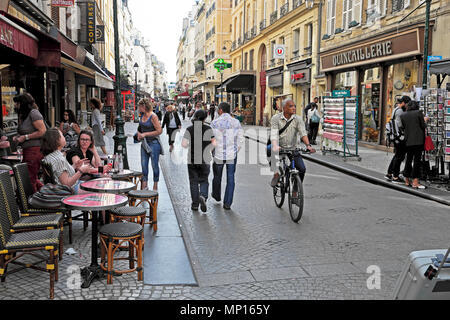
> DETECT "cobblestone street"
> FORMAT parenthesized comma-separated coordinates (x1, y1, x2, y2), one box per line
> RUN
(1, 120, 449, 300)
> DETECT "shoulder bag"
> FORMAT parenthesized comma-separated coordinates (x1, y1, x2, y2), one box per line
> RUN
(266, 118, 295, 158)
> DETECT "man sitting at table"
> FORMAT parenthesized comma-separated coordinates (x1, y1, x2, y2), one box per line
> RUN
(41, 128, 92, 194)
(66, 130, 103, 180)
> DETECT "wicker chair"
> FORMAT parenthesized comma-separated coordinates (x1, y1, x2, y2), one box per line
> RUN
(13, 163, 75, 244)
(0, 172, 60, 299)
(127, 190, 159, 232)
(99, 222, 143, 284)
(0, 171, 64, 261)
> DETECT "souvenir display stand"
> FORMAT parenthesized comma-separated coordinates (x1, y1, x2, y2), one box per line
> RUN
(419, 88, 450, 183)
(321, 95, 361, 161)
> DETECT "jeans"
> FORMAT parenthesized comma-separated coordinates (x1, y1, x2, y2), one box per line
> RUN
(403, 144, 423, 179)
(188, 164, 210, 206)
(212, 157, 237, 206)
(167, 128, 178, 145)
(387, 141, 407, 177)
(141, 139, 161, 182)
(292, 154, 307, 182)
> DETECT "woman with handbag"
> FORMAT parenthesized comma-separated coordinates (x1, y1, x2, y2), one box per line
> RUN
(307, 103, 321, 145)
(89, 98, 108, 155)
(135, 98, 163, 191)
(12, 93, 47, 192)
(400, 100, 427, 189)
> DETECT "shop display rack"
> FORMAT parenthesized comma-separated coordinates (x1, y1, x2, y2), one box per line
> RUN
(321, 95, 361, 161)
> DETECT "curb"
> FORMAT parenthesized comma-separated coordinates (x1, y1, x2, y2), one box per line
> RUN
(244, 134, 450, 207)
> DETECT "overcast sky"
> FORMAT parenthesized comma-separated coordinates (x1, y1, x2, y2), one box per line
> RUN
(128, 0, 197, 84)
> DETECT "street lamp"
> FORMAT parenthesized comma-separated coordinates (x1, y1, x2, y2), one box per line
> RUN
(133, 63, 139, 121)
(113, 0, 129, 169)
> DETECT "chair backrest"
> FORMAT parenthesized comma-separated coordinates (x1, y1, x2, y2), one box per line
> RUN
(0, 172, 12, 250)
(13, 163, 34, 213)
(0, 168, 20, 226)
(41, 160, 56, 185)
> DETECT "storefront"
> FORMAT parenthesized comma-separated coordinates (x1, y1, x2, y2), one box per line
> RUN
(0, 11, 60, 134)
(320, 26, 426, 146)
(266, 66, 284, 118)
(287, 58, 312, 116)
(221, 72, 256, 124)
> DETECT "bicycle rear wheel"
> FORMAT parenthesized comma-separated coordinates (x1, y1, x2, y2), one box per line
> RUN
(273, 179, 285, 208)
(288, 174, 304, 223)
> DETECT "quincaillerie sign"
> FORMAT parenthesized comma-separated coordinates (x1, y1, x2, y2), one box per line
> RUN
(320, 28, 424, 72)
(332, 41, 393, 67)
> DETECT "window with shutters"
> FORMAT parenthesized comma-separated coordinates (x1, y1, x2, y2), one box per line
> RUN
(352, 0, 362, 26)
(343, 0, 352, 30)
(293, 28, 300, 56)
(326, 0, 336, 35)
(366, 0, 387, 23)
(305, 23, 313, 52)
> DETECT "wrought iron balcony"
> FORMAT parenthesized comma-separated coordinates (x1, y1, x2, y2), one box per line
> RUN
(270, 11, 278, 25)
(280, 3, 289, 17)
(392, 0, 405, 13)
(260, 19, 266, 31)
(293, 0, 302, 9)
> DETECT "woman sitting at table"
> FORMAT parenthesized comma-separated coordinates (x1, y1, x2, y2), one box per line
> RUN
(41, 128, 92, 193)
(66, 130, 102, 168)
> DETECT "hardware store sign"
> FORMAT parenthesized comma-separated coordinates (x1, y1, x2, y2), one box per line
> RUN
(332, 41, 393, 67)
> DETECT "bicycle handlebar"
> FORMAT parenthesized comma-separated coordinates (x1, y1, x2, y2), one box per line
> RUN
(279, 147, 313, 155)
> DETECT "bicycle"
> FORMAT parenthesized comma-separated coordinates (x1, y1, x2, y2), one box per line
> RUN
(272, 147, 310, 223)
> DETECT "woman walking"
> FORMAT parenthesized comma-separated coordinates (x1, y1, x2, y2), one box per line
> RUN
(162, 104, 182, 152)
(136, 98, 163, 191)
(400, 100, 427, 189)
(307, 103, 321, 145)
(60, 109, 81, 149)
(90, 98, 108, 155)
(13, 93, 46, 192)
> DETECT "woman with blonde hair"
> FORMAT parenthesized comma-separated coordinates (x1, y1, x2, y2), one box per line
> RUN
(135, 98, 163, 190)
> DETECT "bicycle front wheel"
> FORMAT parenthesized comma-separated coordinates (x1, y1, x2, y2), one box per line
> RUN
(273, 179, 285, 208)
(288, 174, 304, 223)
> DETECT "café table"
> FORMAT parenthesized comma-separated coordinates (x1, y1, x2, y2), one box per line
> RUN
(62, 193, 128, 288)
(80, 178, 136, 194)
(1, 155, 22, 163)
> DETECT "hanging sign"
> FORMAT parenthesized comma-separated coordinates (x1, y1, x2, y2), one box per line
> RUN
(96, 25, 105, 42)
(87, 1, 96, 44)
(51, 0, 74, 7)
(274, 44, 286, 59)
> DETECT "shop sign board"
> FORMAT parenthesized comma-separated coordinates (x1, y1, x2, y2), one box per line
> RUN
(87, 1, 96, 44)
(290, 68, 311, 85)
(51, 0, 74, 7)
(333, 90, 351, 97)
(427, 56, 442, 70)
(96, 25, 105, 42)
(320, 28, 423, 73)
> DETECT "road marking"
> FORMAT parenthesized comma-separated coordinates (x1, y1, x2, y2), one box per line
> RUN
(307, 174, 341, 180)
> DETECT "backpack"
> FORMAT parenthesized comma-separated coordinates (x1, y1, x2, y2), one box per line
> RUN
(385, 108, 404, 147)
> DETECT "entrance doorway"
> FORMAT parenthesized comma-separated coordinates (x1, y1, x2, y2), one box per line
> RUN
(360, 67, 381, 143)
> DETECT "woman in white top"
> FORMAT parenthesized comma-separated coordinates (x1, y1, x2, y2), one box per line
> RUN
(89, 98, 107, 155)
(307, 103, 321, 145)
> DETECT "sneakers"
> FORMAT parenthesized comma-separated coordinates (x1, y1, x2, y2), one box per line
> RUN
(391, 177, 404, 184)
(199, 196, 207, 212)
(223, 204, 231, 210)
(384, 174, 392, 181)
(191, 204, 199, 211)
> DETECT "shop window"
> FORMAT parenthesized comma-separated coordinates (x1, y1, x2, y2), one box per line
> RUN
(1, 66, 20, 134)
(335, 71, 357, 94)
(361, 67, 381, 143)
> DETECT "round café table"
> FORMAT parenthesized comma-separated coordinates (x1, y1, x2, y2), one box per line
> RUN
(80, 178, 136, 194)
(110, 169, 135, 180)
(2, 155, 22, 162)
(62, 193, 128, 288)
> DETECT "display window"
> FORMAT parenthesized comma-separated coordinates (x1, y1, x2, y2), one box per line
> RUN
(1, 66, 21, 134)
(334, 71, 357, 95)
(361, 67, 381, 143)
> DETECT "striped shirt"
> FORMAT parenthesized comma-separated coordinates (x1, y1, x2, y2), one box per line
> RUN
(270, 113, 308, 149)
(44, 150, 76, 185)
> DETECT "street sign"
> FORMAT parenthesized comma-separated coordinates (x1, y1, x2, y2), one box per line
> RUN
(273, 44, 286, 59)
(427, 55, 442, 70)
(333, 90, 351, 97)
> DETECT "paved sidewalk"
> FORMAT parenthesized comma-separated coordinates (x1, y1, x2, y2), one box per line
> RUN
(241, 124, 450, 206)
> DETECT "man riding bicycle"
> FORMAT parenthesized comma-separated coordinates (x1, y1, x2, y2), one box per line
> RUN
(269, 99, 316, 187)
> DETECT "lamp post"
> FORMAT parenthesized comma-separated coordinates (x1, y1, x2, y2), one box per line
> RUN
(133, 62, 139, 114)
(113, 0, 129, 169)
(422, 0, 431, 89)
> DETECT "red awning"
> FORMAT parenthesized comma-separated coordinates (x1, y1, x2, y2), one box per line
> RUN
(0, 13, 38, 59)
(179, 91, 190, 97)
(0, 11, 61, 67)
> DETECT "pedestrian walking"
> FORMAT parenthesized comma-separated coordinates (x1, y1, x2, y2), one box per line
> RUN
(210, 102, 244, 210)
(304, 97, 319, 132)
(60, 109, 81, 149)
(307, 103, 321, 145)
(12, 93, 46, 192)
(182, 109, 216, 212)
(155, 102, 162, 121)
(209, 102, 216, 121)
(135, 98, 163, 191)
(181, 104, 186, 120)
(189, 101, 202, 119)
(400, 100, 426, 189)
(162, 105, 182, 152)
(385, 96, 410, 183)
(89, 98, 108, 155)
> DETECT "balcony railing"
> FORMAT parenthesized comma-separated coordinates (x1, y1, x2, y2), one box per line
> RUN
(280, 3, 289, 17)
(251, 26, 257, 37)
(270, 11, 278, 25)
(392, 0, 404, 13)
(260, 19, 266, 31)
(293, 0, 303, 9)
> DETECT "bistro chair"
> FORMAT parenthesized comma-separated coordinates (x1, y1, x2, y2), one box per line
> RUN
(0, 172, 60, 300)
(127, 189, 159, 232)
(0, 171, 64, 260)
(99, 222, 143, 285)
(13, 163, 74, 244)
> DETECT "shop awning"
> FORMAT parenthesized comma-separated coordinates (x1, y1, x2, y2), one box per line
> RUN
(220, 74, 255, 93)
(1, 12, 60, 67)
(84, 56, 114, 90)
(61, 57, 95, 79)
(429, 59, 450, 75)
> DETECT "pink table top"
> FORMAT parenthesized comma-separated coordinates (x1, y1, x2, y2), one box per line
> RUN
(62, 193, 128, 211)
(80, 178, 135, 194)
(2, 155, 22, 161)
(0, 169, 14, 175)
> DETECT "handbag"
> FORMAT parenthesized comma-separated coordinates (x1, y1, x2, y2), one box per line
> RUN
(310, 113, 320, 123)
(29, 183, 74, 209)
(424, 128, 435, 152)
